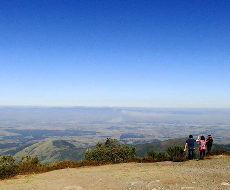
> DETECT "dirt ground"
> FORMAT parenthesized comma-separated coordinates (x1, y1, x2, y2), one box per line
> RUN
(0, 156, 230, 190)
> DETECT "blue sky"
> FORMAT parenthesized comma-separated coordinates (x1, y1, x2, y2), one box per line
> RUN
(0, 0, 230, 108)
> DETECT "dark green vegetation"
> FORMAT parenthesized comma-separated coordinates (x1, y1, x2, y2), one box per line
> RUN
(156, 151, 169, 161)
(167, 146, 186, 162)
(144, 146, 186, 162)
(136, 138, 187, 156)
(84, 138, 186, 163)
(144, 150, 169, 162)
(85, 138, 136, 162)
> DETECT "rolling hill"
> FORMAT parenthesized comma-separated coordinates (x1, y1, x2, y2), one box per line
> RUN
(1, 138, 229, 164)
(13, 140, 86, 163)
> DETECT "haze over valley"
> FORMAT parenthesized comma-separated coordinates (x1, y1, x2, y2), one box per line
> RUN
(1, 107, 230, 162)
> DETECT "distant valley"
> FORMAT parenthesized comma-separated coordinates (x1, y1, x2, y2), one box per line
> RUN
(1, 107, 230, 163)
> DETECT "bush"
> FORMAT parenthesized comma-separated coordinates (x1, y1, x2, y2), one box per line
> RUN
(146, 150, 157, 160)
(0, 155, 45, 179)
(157, 151, 169, 161)
(141, 150, 169, 163)
(0, 155, 18, 179)
(206, 150, 230, 156)
(84, 138, 137, 163)
(167, 146, 186, 162)
(17, 155, 43, 173)
(193, 152, 198, 159)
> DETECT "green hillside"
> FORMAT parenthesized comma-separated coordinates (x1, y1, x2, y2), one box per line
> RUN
(2, 138, 229, 164)
(14, 140, 86, 163)
(0, 141, 37, 156)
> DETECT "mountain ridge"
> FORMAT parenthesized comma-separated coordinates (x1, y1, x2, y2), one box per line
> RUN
(1, 138, 230, 163)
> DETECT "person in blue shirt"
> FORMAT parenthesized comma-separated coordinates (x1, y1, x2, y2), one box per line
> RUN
(184, 135, 196, 160)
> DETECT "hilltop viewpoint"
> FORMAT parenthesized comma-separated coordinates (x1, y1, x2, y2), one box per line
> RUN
(0, 155, 230, 190)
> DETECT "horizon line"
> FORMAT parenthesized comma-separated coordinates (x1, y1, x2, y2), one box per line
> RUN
(0, 105, 230, 110)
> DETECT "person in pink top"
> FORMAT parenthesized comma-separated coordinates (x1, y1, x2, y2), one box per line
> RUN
(196, 135, 206, 159)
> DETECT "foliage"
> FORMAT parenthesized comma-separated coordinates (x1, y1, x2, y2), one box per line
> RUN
(0, 155, 16, 167)
(104, 138, 120, 148)
(0, 155, 17, 179)
(84, 138, 137, 162)
(157, 151, 169, 161)
(193, 152, 198, 159)
(206, 150, 230, 156)
(17, 155, 43, 173)
(146, 150, 157, 160)
(167, 146, 186, 162)
(141, 151, 169, 162)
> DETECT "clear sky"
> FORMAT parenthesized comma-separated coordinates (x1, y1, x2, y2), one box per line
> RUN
(0, 0, 230, 108)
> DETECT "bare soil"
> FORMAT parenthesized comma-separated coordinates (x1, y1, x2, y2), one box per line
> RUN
(0, 156, 230, 190)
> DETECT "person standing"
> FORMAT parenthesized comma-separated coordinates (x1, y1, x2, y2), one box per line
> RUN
(206, 135, 213, 152)
(196, 135, 206, 159)
(184, 135, 196, 160)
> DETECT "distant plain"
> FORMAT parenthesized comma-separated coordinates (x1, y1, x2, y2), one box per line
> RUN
(0, 107, 230, 162)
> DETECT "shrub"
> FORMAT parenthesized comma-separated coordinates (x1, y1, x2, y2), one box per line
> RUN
(167, 146, 186, 162)
(157, 151, 169, 161)
(104, 138, 120, 148)
(17, 155, 43, 173)
(193, 152, 198, 159)
(206, 150, 230, 156)
(0, 155, 45, 179)
(146, 150, 157, 160)
(0, 155, 18, 179)
(132, 157, 142, 163)
(84, 138, 137, 162)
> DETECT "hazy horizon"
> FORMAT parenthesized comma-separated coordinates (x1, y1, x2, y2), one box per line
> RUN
(1, 106, 230, 124)
(1, 105, 230, 109)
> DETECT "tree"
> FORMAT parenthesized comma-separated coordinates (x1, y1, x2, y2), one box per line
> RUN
(85, 138, 137, 162)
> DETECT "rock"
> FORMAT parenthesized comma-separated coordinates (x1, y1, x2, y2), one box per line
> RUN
(63, 186, 84, 190)
(221, 182, 230, 186)
(131, 182, 137, 186)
